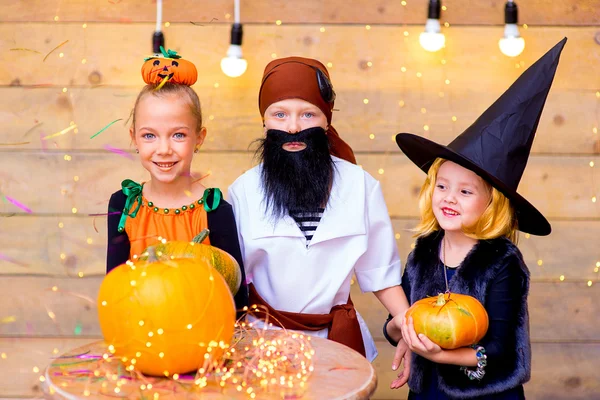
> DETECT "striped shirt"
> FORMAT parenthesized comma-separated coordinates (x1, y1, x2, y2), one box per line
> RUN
(289, 208, 325, 246)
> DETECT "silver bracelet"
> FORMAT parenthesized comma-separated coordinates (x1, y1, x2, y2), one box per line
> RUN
(460, 345, 487, 381)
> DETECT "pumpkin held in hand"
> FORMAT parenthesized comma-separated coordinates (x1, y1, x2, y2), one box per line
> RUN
(406, 293, 489, 349)
(140, 229, 242, 296)
(141, 47, 197, 86)
(98, 257, 235, 376)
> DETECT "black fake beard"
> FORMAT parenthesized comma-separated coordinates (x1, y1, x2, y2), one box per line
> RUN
(256, 127, 334, 219)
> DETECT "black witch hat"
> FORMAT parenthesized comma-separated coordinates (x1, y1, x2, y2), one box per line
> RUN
(396, 37, 567, 236)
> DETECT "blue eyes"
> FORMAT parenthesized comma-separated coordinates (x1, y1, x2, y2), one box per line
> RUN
(273, 112, 315, 118)
(141, 133, 186, 140)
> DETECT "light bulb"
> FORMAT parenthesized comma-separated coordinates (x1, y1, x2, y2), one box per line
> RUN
(221, 23, 247, 78)
(221, 45, 247, 77)
(419, 1, 445, 53)
(499, 1, 525, 57)
(420, 19, 445, 52)
(499, 24, 525, 57)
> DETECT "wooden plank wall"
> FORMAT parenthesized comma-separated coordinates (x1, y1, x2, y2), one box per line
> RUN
(1, 1, 599, 398)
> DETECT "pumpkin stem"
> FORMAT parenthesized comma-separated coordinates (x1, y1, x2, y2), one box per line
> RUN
(435, 293, 447, 307)
(192, 229, 210, 244)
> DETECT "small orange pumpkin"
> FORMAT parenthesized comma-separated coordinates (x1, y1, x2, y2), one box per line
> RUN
(98, 257, 235, 376)
(141, 47, 197, 86)
(406, 293, 489, 349)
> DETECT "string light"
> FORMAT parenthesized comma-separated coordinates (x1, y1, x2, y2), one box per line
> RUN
(419, 0, 445, 52)
(499, 0, 525, 57)
(221, 0, 247, 78)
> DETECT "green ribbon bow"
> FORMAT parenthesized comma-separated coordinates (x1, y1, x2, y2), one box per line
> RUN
(203, 188, 222, 213)
(117, 179, 143, 233)
(143, 46, 182, 62)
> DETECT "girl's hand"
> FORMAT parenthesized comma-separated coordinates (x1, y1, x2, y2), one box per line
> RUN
(401, 316, 443, 362)
(390, 338, 411, 389)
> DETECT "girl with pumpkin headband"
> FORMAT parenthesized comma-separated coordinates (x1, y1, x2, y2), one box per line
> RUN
(106, 48, 248, 314)
(228, 57, 410, 368)
(384, 38, 567, 399)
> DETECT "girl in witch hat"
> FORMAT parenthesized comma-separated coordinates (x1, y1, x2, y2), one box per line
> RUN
(383, 38, 567, 399)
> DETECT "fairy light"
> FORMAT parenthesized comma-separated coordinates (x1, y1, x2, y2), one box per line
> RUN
(275, 20, 282, 25)
(378, 168, 384, 175)
(365, 25, 371, 30)
(559, 275, 565, 281)
(363, 98, 369, 104)
(588, 281, 593, 287)
(58, 222, 64, 228)
(327, 62, 333, 68)
(319, 27, 325, 32)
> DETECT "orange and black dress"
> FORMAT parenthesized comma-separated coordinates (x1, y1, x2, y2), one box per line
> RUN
(106, 179, 248, 312)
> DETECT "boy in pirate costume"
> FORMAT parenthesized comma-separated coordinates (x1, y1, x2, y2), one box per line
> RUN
(384, 38, 567, 399)
(228, 57, 410, 364)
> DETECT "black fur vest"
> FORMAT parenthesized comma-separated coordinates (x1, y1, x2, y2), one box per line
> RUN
(402, 231, 531, 398)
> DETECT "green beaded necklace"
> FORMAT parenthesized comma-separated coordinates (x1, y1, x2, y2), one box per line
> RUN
(117, 180, 222, 233)
(146, 197, 205, 215)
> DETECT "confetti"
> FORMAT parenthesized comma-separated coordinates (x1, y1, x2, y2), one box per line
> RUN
(0, 253, 30, 267)
(0, 142, 30, 146)
(41, 124, 77, 140)
(103, 144, 133, 160)
(9, 48, 41, 54)
(90, 119, 123, 139)
(47, 287, 95, 304)
(23, 122, 43, 138)
(190, 18, 218, 26)
(154, 75, 169, 91)
(4, 196, 32, 213)
(43, 40, 69, 62)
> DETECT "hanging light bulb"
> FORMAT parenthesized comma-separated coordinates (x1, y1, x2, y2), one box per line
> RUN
(499, 0, 525, 57)
(221, 0, 247, 78)
(419, 0, 445, 53)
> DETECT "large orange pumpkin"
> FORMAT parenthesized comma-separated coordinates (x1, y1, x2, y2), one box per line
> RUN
(98, 257, 235, 376)
(406, 293, 489, 349)
(140, 229, 242, 296)
(141, 47, 197, 86)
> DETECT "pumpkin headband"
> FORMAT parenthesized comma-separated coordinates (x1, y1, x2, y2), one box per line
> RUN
(141, 46, 198, 87)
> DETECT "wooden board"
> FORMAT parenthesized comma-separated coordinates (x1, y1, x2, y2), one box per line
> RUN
(373, 340, 600, 400)
(1, 275, 598, 341)
(1, 215, 600, 280)
(2, 337, 599, 399)
(1, 86, 598, 155)
(0, 25, 596, 92)
(0, 152, 598, 220)
(3, 0, 599, 25)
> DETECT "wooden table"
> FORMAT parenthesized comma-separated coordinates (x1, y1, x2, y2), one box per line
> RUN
(42, 333, 377, 400)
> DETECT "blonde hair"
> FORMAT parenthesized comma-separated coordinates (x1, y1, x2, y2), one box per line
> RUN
(414, 158, 518, 243)
(130, 83, 203, 133)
